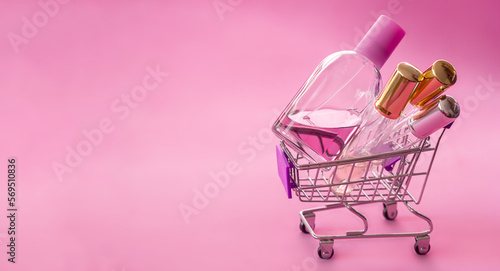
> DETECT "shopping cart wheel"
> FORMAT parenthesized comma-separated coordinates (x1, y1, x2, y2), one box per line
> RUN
(317, 240, 334, 259)
(383, 202, 398, 220)
(414, 235, 431, 255)
(299, 220, 315, 234)
(300, 213, 316, 234)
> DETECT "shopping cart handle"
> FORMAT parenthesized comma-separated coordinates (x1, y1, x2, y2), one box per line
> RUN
(276, 145, 296, 199)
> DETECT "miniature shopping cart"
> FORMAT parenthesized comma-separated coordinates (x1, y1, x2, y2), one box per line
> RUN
(275, 125, 450, 259)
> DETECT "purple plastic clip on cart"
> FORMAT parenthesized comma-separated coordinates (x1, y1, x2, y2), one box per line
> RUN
(276, 145, 296, 199)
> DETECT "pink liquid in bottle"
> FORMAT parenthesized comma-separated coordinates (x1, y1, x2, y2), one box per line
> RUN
(280, 109, 359, 161)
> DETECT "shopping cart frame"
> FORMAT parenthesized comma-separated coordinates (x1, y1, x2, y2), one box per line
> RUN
(276, 127, 448, 259)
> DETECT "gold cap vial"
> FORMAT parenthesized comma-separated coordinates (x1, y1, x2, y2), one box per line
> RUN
(410, 60, 457, 107)
(375, 62, 422, 119)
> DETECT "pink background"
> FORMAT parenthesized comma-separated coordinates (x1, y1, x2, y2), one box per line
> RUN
(0, 0, 499, 270)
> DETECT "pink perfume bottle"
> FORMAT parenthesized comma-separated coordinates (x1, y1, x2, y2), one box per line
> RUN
(272, 15, 405, 164)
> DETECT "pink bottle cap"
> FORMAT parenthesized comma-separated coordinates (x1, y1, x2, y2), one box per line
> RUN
(354, 15, 405, 70)
(409, 95, 460, 139)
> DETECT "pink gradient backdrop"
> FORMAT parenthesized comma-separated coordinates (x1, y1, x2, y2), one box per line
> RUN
(0, 0, 499, 270)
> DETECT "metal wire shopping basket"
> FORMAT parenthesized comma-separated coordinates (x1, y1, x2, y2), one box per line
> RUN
(275, 126, 449, 259)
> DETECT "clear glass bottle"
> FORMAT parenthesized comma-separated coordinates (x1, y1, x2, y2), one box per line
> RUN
(340, 60, 458, 159)
(340, 62, 423, 158)
(330, 62, 422, 195)
(331, 94, 460, 196)
(272, 15, 405, 164)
